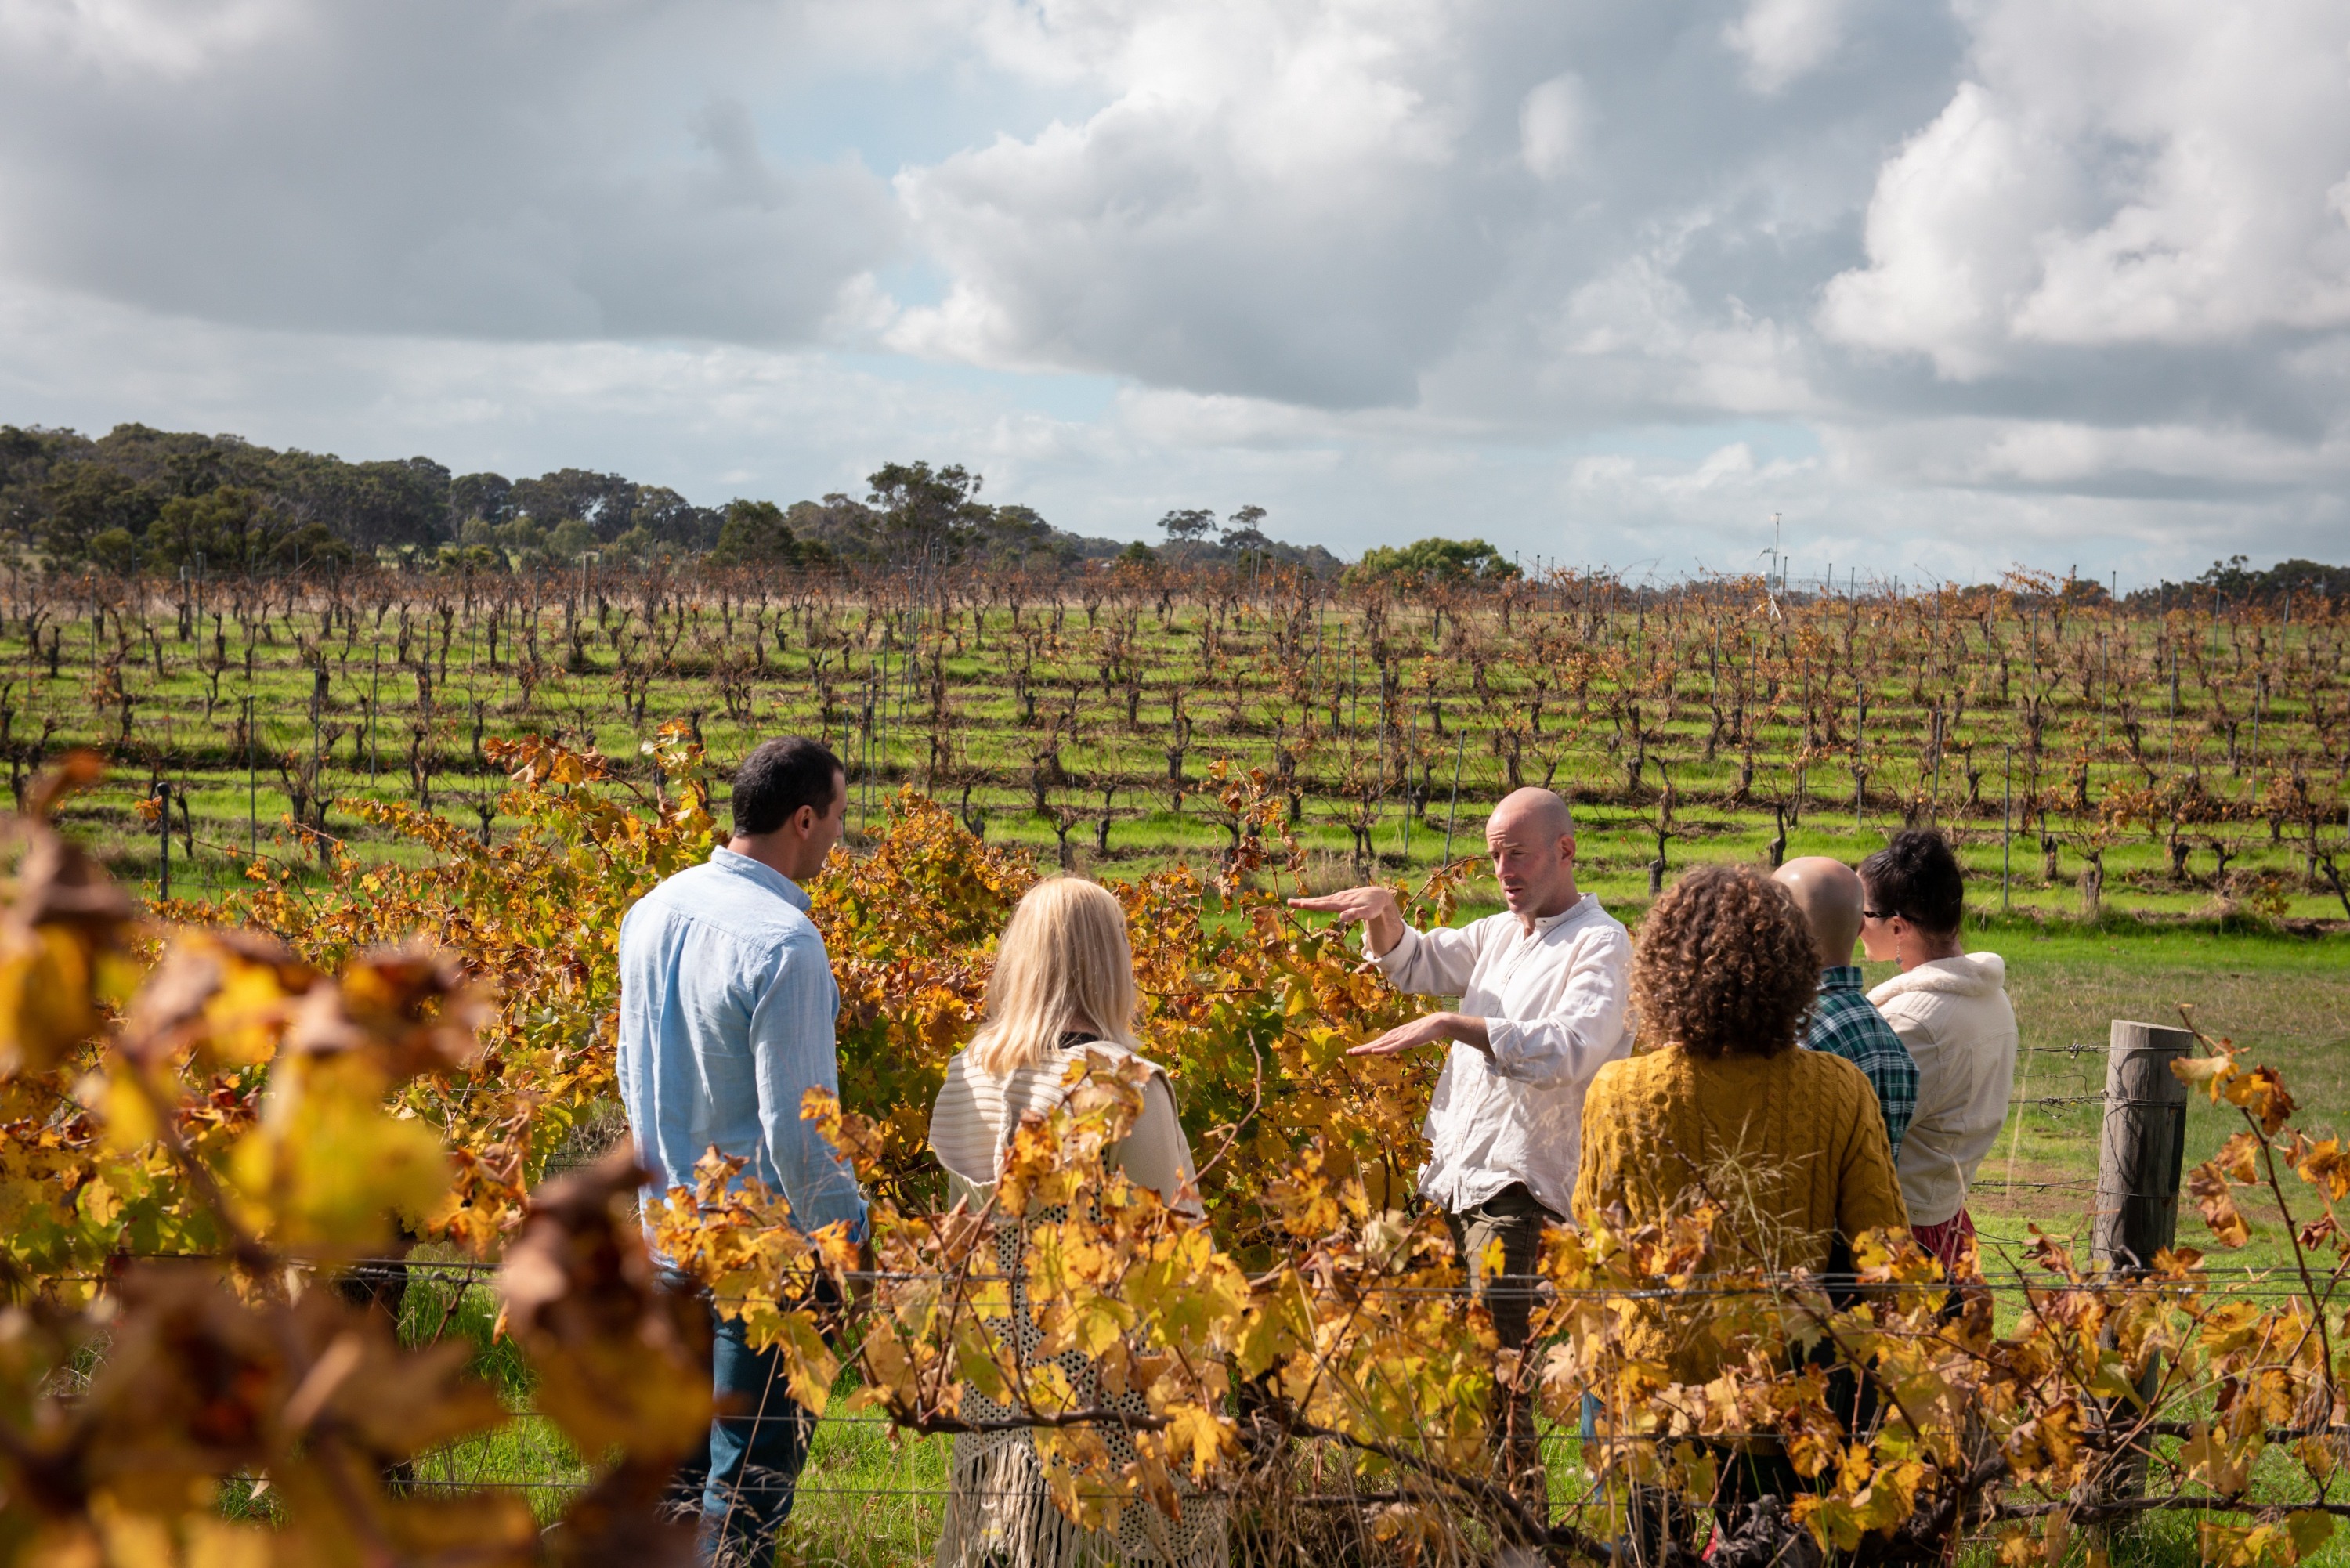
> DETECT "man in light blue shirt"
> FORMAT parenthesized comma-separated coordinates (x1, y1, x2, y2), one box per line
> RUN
(618, 734, 860, 1564)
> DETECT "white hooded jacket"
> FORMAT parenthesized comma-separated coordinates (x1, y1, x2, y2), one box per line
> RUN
(1869, 953, 2019, 1227)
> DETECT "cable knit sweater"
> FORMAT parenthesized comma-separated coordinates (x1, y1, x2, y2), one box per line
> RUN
(1574, 1046, 1909, 1382)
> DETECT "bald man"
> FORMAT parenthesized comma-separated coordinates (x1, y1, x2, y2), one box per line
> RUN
(1291, 789, 1631, 1488)
(1773, 856, 1917, 1158)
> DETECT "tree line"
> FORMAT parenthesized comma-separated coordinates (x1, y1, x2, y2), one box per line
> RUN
(0, 423, 1352, 580)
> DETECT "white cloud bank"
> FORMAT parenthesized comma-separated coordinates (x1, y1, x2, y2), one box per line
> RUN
(0, 0, 2345, 581)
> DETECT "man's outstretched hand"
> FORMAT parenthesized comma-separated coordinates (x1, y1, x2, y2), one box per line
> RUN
(1345, 1010, 1490, 1058)
(1289, 887, 1489, 1058)
(1287, 884, 1405, 958)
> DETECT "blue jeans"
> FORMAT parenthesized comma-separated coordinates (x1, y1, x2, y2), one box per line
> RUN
(664, 1284, 816, 1566)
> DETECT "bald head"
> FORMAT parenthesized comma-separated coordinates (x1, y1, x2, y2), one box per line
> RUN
(1485, 789, 1580, 927)
(1488, 788, 1574, 843)
(1773, 856, 1864, 969)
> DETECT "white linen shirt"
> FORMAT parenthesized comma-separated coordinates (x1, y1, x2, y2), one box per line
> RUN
(1371, 895, 1632, 1219)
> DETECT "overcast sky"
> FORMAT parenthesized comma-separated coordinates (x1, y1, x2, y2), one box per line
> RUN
(2, 0, 2345, 584)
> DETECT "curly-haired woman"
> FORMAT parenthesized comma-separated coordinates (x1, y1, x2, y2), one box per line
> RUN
(1575, 865, 1908, 1552)
(1574, 863, 1909, 1378)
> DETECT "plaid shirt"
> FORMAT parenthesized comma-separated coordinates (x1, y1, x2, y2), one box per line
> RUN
(1803, 967, 1917, 1159)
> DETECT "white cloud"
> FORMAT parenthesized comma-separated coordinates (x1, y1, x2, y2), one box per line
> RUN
(0, 2, 903, 342)
(0, 0, 2344, 582)
(1519, 73, 1589, 180)
(1821, 0, 2350, 374)
(1723, 0, 1851, 94)
(0, 0, 302, 81)
(886, 0, 1484, 406)
(1816, 82, 2075, 379)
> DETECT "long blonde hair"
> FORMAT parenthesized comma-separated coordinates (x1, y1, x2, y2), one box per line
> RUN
(967, 878, 1142, 1075)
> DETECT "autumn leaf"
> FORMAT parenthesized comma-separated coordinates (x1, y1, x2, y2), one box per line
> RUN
(2172, 1053, 2238, 1102)
(2216, 1130, 2263, 1185)
(2189, 1161, 2253, 1248)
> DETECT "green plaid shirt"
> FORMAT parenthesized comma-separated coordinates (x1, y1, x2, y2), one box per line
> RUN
(1804, 967, 1916, 1159)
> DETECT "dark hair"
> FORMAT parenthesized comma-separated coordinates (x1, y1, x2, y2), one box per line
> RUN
(730, 736, 844, 836)
(1631, 864, 1820, 1060)
(1858, 829, 1965, 935)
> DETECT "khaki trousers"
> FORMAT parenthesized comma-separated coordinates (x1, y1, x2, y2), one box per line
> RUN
(1444, 1183, 1556, 1504)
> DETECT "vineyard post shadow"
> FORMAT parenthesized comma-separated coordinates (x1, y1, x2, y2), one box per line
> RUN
(2090, 1019, 2193, 1510)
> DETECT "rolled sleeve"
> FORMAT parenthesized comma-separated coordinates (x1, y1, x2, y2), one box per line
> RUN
(750, 936, 869, 1241)
(1372, 920, 1482, 996)
(1482, 930, 1632, 1088)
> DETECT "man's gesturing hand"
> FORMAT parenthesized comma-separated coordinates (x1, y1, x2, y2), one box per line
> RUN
(1286, 884, 1405, 958)
(1347, 1011, 1490, 1058)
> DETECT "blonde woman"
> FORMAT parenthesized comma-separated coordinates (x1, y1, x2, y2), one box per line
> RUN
(929, 877, 1221, 1568)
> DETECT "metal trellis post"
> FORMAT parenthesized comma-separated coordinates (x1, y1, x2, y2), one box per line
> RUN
(2001, 745, 2012, 913)
(246, 695, 258, 862)
(1441, 732, 1466, 866)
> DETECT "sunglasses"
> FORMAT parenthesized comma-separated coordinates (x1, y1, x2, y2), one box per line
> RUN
(1863, 908, 1896, 921)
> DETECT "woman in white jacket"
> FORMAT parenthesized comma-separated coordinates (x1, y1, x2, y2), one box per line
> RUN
(1858, 829, 2018, 1275)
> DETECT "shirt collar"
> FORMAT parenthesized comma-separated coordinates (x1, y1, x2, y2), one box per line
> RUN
(1819, 965, 1865, 993)
(1527, 893, 1593, 934)
(711, 846, 812, 911)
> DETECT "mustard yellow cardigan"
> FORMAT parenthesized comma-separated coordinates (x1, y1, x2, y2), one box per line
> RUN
(1573, 1044, 1909, 1383)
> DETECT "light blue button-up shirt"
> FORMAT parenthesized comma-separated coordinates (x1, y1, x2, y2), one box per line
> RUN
(616, 847, 867, 1241)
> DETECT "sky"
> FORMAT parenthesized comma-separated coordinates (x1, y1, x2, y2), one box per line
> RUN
(1, 0, 2346, 587)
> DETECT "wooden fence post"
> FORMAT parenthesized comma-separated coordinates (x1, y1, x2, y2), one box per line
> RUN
(2094, 1020, 2193, 1271)
(2092, 1019, 2193, 1516)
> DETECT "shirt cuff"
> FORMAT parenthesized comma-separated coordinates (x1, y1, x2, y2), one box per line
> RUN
(1482, 1015, 1525, 1076)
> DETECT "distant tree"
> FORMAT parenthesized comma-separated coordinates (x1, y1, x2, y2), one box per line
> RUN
(2142, 554, 2350, 606)
(142, 486, 350, 573)
(89, 423, 264, 495)
(511, 468, 639, 541)
(1222, 504, 1274, 554)
(710, 499, 815, 568)
(627, 486, 721, 551)
(88, 528, 143, 575)
(983, 503, 1064, 564)
(778, 494, 879, 559)
(450, 472, 515, 527)
(545, 518, 597, 561)
(0, 425, 92, 544)
(1159, 508, 1217, 544)
(271, 521, 354, 571)
(436, 543, 506, 574)
(269, 452, 450, 551)
(38, 461, 161, 565)
(145, 486, 283, 572)
(1349, 537, 1520, 585)
(866, 461, 992, 565)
